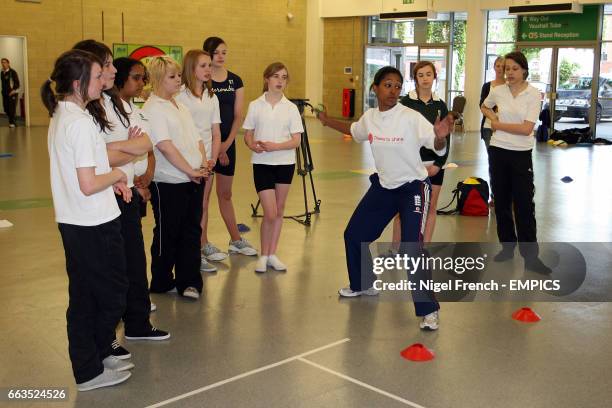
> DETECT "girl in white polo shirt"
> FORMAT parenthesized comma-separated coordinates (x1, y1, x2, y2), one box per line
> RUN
(243, 62, 303, 273)
(481, 51, 550, 274)
(73, 41, 169, 364)
(317, 66, 452, 331)
(143, 55, 209, 300)
(43, 49, 131, 391)
(177, 49, 224, 273)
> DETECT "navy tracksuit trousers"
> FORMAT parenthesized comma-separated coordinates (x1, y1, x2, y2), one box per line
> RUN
(343, 173, 439, 317)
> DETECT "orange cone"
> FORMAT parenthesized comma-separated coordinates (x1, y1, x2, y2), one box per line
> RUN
(400, 343, 435, 362)
(512, 307, 541, 323)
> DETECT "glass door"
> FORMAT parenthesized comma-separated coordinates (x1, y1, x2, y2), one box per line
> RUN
(418, 47, 448, 98)
(364, 45, 449, 110)
(522, 47, 554, 128)
(554, 47, 595, 131)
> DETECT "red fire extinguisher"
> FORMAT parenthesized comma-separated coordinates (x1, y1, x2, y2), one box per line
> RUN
(342, 88, 355, 118)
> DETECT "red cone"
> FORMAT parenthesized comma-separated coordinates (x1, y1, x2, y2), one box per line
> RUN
(512, 307, 541, 323)
(400, 343, 435, 362)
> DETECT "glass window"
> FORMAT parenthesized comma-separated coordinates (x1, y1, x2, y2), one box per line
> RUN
(603, 5, 612, 41)
(370, 18, 391, 43)
(392, 21, 415, 43)
(487, 10, 517, 43)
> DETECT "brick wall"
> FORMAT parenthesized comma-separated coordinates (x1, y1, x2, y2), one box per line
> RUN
(0, 0, 307, 126)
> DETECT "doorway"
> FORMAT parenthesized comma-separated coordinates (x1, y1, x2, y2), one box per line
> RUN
(364, 45, 449, 110)
(0, 36, 28, 127)
(521, 46, 596, 132)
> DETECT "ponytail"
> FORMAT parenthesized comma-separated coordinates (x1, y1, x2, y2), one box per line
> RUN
(40, 79, 58, 117)
(40, 50, 101, 118)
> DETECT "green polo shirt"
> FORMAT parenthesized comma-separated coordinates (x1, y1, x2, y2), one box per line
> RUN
(400, 91, 450, 168)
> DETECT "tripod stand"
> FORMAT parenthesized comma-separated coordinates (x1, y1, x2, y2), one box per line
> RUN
(250, 98, 321, 226)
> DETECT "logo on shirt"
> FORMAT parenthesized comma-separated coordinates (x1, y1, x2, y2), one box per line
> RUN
(229, 79, 234, 85)
(369, 133, 404, 144)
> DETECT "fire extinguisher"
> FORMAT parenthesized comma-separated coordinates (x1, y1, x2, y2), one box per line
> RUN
(342, 88, 355, 118)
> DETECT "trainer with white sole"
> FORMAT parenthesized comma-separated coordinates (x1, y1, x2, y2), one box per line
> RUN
(243, 63, 303, 273)
(317, 66, 448, 330)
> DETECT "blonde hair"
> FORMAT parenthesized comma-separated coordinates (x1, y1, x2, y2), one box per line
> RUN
(263, 62, 289, 92)
(147, 55, 181, 93)
(182, 49, 213, 98)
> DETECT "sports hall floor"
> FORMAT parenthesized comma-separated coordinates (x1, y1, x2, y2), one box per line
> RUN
(1, 118, 611, 407)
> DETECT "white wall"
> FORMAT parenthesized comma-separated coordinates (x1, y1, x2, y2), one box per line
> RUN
(0, 36, 26, 117)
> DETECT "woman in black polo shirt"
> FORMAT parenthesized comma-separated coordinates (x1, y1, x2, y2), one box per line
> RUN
(390, 61, 450, 246)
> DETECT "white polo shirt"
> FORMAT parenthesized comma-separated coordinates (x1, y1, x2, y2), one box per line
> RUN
(127, 102, 151, 177)
(350, 103, 446, 189)
(48, 101, 120, 226)
(243, 93, 304, 165)
(142, 94, 203, 184)
(101, 94, 151, 187)
(176, 86, 221, 161)
(483, 83, 541, 151)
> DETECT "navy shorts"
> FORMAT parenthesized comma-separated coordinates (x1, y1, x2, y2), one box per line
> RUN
(253, 164, 295, 193)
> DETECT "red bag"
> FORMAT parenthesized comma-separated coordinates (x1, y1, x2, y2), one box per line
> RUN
(437, 177, 489, 217)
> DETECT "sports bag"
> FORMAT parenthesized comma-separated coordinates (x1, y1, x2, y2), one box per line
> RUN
(437, 177, 489, 216)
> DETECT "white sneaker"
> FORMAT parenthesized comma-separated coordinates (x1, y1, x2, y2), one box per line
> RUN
(182, 287, 200, 300)
(419, 311, 439, 331)
(267, 255, 287, 271)
(200, 257, 218, 272)
(228, 238, 258, 256)
(150, 302, 157, 312)
(102, 355, 135, 372)
(202, 243, 228, 262)
(8, 123, 16, 128)
(77, 368, 131, 392)
(255, 256, 268, 273)
(338, 286, 380, 297)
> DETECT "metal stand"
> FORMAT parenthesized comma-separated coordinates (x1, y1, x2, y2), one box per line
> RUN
(251, 99, 321, 226)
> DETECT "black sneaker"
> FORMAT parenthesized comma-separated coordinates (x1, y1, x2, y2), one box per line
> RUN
(494, 247, 515, 262)
(111, 339, 131, 360)
(125, 327, 171, 341)
(525, 257, 552, 275)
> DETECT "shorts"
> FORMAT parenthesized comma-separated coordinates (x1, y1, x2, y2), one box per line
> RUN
(213, 141, 236, 176)
(429, 168, 445, 186)
(253, 164, 295, 193)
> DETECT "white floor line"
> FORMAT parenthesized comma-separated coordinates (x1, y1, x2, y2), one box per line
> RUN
(145, 338, 350, 408)
(297, 357, 427, 408)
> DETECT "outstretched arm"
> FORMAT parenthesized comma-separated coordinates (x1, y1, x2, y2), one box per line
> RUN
(317, 111, 352, 135)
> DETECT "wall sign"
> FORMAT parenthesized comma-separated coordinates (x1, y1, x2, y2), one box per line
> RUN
(113, 44, 183, 63)
(518, 5, 598, 42)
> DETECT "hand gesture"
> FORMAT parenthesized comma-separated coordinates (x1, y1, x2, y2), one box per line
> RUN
(218, 152, 230, 166)
(128, 126, 144, 139)
(113, 181, 132, 203)
(137, 187, 151, 202)
(248, 141, 264, 153)
(134, 170, 153, 189)
(426, 165, 441, 178)
(257, 141, 278, 152)
(433, 115, 453, 139)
